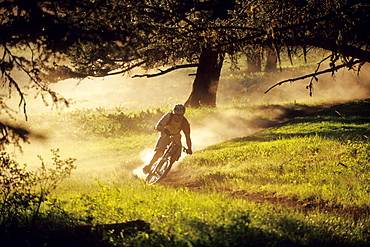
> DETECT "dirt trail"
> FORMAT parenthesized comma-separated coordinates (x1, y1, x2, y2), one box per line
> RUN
(160, 169, 369, 221)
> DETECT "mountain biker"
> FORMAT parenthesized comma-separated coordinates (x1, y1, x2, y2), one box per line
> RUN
(143, 104, 193, 174)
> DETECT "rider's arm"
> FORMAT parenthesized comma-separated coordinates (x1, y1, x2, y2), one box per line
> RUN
(185, 134, 192, 154)
(155, 112, 171, 132)
(183, 118, 192, 154)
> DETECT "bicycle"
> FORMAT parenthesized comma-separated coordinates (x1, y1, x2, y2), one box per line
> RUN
(145, 136, 188, 185)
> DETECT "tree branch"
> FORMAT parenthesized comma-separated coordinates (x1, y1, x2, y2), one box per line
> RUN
(132, 64, 199, 78)
(295, 38, 370, 63)
(106, 60, 147, 76)
(264, 59, 363, 94)
(215, 1, 370, 62)
(139, 4, 197, 28)
(0, 121, 29, 151)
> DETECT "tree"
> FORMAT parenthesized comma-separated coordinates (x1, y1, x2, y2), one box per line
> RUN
(185, 47, 224, 107)
(230, 0, 370, 81)
(123, 0, 234, 107)
(1, 0, 370, 147)
(131, 0, 370, 106)
(265, 49, 277, 72)
(0, 0, 149, 148)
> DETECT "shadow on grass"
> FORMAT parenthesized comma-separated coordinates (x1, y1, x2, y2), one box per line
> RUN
(85, 216, 369, 246)
(234, 99, 370, 143)
(2, 212, 368, 247)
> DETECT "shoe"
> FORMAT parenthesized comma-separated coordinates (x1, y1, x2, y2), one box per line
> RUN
(142, 164, 152, 174)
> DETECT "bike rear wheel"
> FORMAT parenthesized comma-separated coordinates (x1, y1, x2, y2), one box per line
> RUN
(145, 158, 173, 185)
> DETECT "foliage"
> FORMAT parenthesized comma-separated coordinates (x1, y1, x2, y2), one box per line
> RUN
(0, 122, 30, 150)
(0, 150, 76, 228)
(1, 0, 369, 143)
(46, 107, 167, 139)
(2, 0, 369, 83)
(0, 0, 148, 147)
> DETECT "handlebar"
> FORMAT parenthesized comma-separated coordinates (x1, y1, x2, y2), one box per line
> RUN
(161, 130, 193, 155)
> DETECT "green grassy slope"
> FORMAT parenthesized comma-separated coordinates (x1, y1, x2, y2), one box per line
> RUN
(180, 99, 370, 208)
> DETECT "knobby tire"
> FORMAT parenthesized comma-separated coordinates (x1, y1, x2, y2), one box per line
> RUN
(145, 141, 179, 185)
(145, 158, 173, 185)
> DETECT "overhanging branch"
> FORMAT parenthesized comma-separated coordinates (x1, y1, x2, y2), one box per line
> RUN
(132, 64, 199, 78)
(264, 59, 363, 94)
(106, 60, 147, 76)
(294, 38, 370, 63)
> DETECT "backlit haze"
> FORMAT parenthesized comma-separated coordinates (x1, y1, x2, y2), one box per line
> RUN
(4, 64, 370, 180)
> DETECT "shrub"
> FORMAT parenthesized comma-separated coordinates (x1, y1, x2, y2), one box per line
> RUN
(0, 150, 76, 228)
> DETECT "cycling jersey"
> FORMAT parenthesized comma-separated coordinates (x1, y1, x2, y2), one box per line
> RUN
(156, 112, 190, 136)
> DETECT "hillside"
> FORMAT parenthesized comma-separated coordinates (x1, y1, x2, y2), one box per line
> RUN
(163, 99, 370, 216)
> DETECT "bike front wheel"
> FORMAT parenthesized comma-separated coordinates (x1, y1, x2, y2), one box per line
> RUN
(145, 158, 173, 185)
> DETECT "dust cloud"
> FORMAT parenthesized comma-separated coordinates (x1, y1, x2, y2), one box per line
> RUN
(191, 63, 370, 150)
(218, 63, 370, 106)
(189, 109, 269, 151)
(4, 64, 370, 180)
(47, 68, 194, 111)
(132, 149, 153, 180)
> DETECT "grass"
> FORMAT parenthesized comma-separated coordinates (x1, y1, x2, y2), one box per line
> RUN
(182, 100, 370, 207)
(1, 100, 370, 246)
(54, 181, 369, 246)
(188, 137, 370, 205)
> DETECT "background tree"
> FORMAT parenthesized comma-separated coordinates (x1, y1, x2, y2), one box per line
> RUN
(250, 0, 370, 93)
(265, 49, 277, 72)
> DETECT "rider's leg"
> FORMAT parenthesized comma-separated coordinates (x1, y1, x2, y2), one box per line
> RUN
(149, 149, 164, 166)
(143, 150, 164, 174)
(143, 135, 170, 174)
(151, 134, 170, 165)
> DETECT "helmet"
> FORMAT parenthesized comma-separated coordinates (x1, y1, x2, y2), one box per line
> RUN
(173, 104, 185, 115)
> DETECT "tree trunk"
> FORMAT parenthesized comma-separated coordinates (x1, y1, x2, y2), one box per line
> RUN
(246, 49, 262, 73)
(265, 49, 277, 72)
(185, 48, 224, 108)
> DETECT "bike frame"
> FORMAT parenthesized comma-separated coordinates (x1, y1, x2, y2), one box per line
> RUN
(145, 136, 186, 185)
